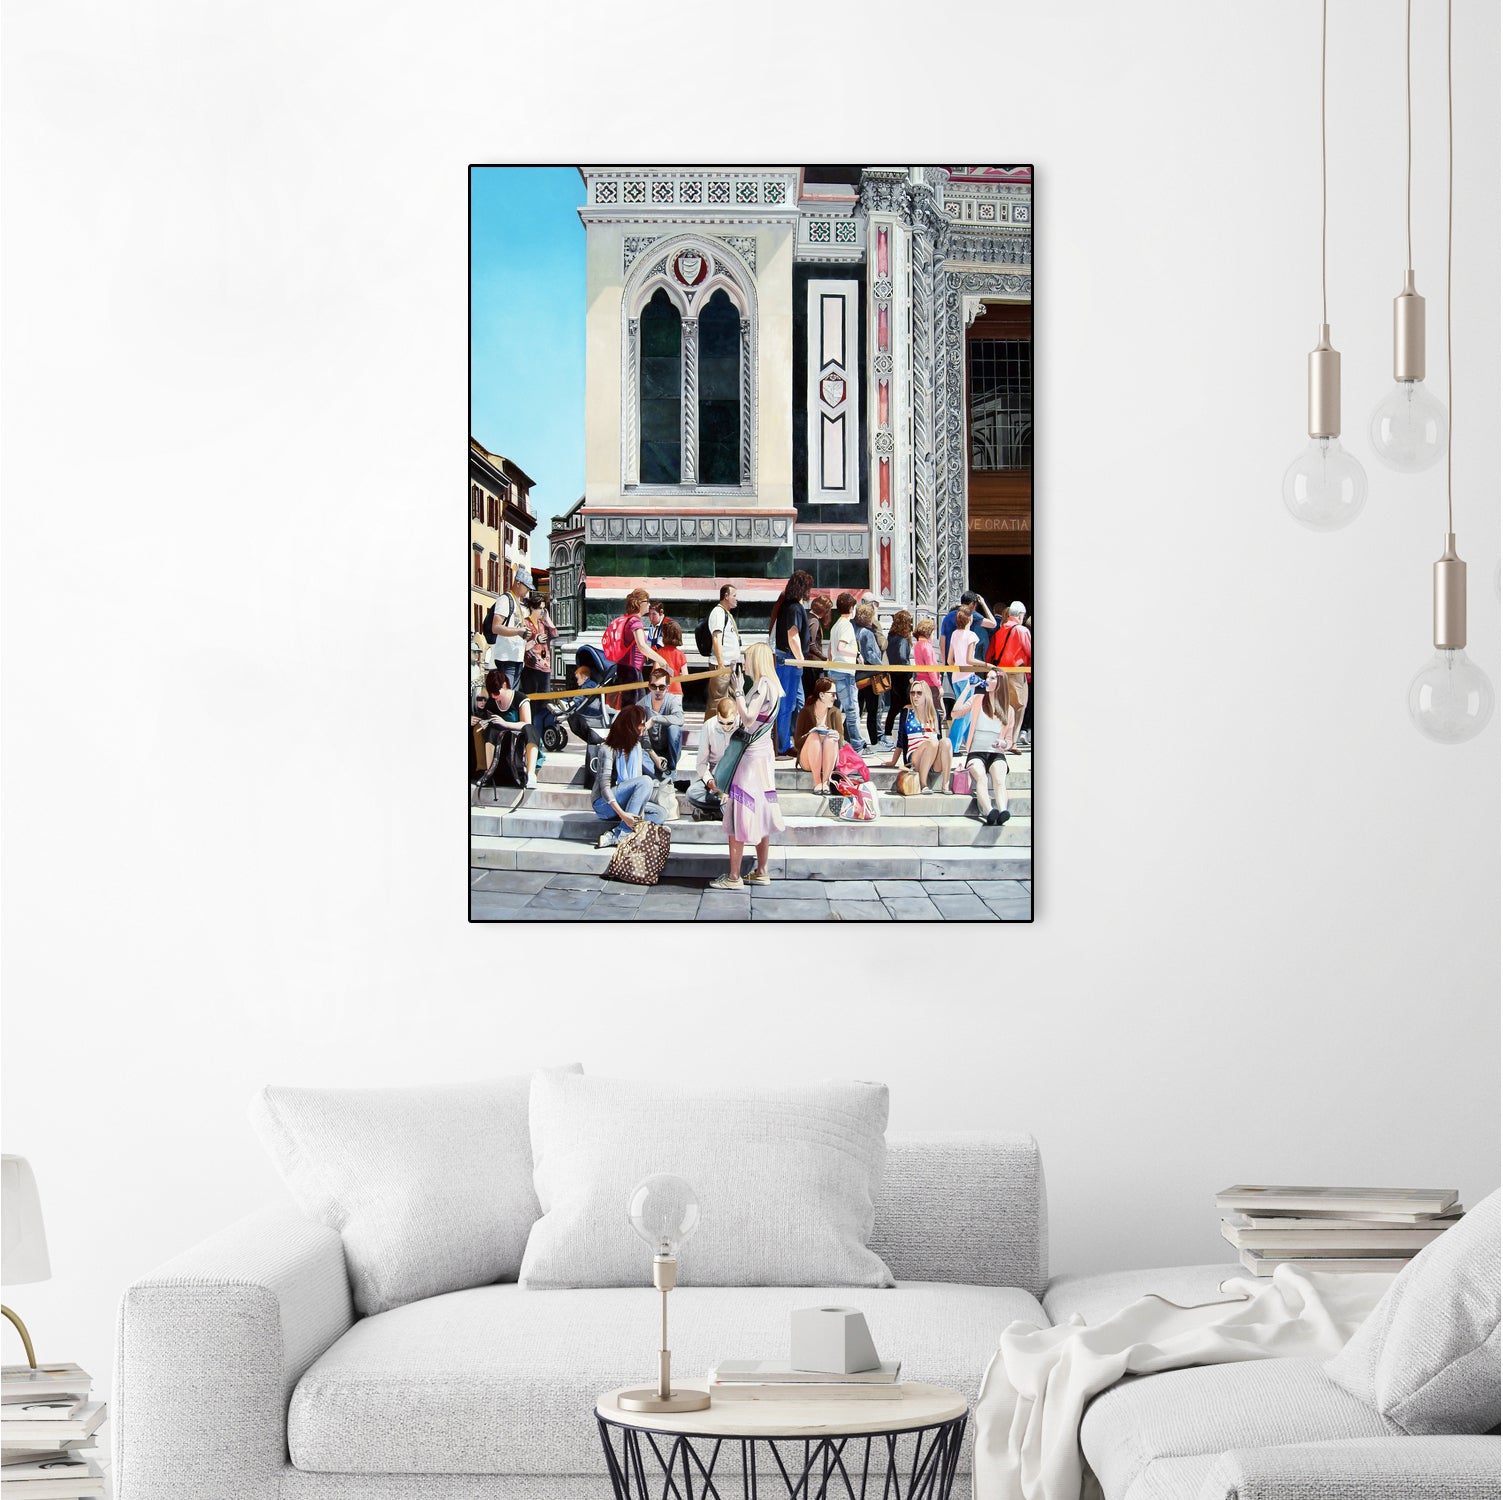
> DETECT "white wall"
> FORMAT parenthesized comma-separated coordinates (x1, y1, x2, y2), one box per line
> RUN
(2, 0, 1497, 1402)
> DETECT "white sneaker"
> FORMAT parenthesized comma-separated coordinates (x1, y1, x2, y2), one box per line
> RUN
(597, 828, 620, 849)
(524, 774, 538, 789)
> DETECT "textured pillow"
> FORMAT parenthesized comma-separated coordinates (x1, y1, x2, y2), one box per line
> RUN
(252, 1068, 580, 1317)
(520, 1073, 894, 1289)
(1326, 1189, 1500, 1434)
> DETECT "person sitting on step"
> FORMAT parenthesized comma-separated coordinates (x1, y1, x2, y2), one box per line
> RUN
(793, 677, 845, 795)
(471, 668, 538, 790)
(884, 679, 951, 793)
(688, 694, 739, 821)
(955, 668, 1013, 827)
(591, 704, 667, 849)
(641, 667, 685, 783)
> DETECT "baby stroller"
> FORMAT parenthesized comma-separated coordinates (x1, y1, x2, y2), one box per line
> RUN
(548, 643, 621, 749)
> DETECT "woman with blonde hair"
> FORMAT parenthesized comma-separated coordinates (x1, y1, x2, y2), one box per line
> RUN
(956, 667, 1013, 826)
(884, 678, 951, 792)
(793, 677, 843, 794)
(710, 639, 785, 889)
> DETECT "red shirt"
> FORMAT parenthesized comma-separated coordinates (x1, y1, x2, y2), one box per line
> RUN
(988, 621, 1032, 678)
(660, 645, 687, 696)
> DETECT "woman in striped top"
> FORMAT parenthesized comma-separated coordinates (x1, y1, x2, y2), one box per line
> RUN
(883, 680, 952, 793)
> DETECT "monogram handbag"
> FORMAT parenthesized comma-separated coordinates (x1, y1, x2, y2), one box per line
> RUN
(605, 821, 671, 885)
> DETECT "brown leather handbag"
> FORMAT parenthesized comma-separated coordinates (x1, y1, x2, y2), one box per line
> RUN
(605, 821, 671, 885)
(894, 769, 921, 797)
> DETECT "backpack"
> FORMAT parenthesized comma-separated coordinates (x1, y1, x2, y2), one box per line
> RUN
(600, 614, 632, 663)
(695, 618, 715, 659)
(484, 591, 517, 647)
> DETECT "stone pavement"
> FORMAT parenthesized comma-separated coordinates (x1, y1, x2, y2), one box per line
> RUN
(471, 868, 1032, 922)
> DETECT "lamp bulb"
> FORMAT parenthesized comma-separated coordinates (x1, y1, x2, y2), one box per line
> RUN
(1369, 381, 1448, 472)
(1283, 437, 1368, 531)
(627, 1174, 700, 1259)
(1407, 648, 1494, 743)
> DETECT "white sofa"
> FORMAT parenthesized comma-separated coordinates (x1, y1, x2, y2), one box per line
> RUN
(114, 1136, 1500, 1500)
(114, 1133, 1049, 1498)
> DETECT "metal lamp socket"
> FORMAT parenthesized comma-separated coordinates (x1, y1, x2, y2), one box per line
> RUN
(1394, 270, 1426, 382)
(1434, 536, 1467, 650)
(651, 1255, 678, 1291)
(1307, 324, 1342, 439)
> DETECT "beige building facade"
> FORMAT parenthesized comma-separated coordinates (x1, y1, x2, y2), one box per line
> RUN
(469, 438, 538, 636)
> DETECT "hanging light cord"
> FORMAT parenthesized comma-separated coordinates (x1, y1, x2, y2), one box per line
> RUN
(1321, 0, 1328, 325)
(1446, 0, 1453, 534)
(1406, 0, 1413, 270)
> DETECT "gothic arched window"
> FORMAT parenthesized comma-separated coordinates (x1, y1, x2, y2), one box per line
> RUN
(698, 290, 740, 486)
(639, 288, 682, 484)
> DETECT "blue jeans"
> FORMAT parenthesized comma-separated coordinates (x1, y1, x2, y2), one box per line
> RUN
(593, 774, 666, 834)
(648, 722, 683, 776)
(833, 672, 865, 750)
(774, 654, 805, 752)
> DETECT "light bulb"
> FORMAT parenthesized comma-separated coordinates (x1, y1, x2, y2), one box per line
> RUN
(1407, 649, 1494, 743)
(1282, 437, 1368, 531)
(1369, 381, 1448, 471)
(627, 1174, 700, 1259)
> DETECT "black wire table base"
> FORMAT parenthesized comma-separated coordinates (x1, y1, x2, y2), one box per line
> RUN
(597, 1414, 968, 1500)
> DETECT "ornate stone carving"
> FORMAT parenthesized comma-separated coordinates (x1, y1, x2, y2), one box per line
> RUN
(945, 232, 1031, 267)
(795, 529, 870, 558)
(860, 172, 909, 216)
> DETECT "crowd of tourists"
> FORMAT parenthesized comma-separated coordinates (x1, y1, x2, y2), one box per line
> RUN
(471, 566, 1032, 888)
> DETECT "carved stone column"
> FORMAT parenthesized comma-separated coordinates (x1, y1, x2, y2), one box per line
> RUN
(739, 318, 752, 485)
(906, 185, 947, 620)
(625, 318, 640, 487)
(681, 316, 698, 484)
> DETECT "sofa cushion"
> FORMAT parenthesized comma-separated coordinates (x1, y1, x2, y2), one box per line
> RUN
(520, 1072, 893, 1289)
(287, 1280, 1048, 1475)
(1326, 1189, 1501, 1435)
(1080, 1359, 1390, 1500)
(251, 1069, 579, 1317)
(1042, 1265, 1247, 1328)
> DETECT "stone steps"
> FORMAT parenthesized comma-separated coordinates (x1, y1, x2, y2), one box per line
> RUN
(475, 807, 1033, 847)
(495, 784, 1035, 819)
(527, 750, 1031, 793)
(471, 835, 1033, 884)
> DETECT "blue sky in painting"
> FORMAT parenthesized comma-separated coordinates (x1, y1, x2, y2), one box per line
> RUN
(470, 167, 585, 530)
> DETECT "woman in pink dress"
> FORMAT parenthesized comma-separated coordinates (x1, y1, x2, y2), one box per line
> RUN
(710, 641, 785, 890)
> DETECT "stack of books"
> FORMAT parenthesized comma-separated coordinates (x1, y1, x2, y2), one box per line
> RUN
(1, 1365, 106, 1499)
(1215, 1185, 1464, 1275)
(708, 1359, 905, 1402)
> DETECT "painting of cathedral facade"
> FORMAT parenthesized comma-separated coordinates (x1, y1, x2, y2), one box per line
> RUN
(559, 165, 1032, 648)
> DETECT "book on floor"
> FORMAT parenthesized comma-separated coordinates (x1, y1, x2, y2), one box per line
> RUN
(1238, 1248, 1415, 1275)
(1215, 1185, 1458, 1218)
(0, 1452, 104, 1498)
(1220, 1222, 1452, 1253)
(0, 1368, 91, 1402)
(0, 1399, 84, 1422)
(0, 1403, 105, 1446)
(709, 1360, 901, 1385)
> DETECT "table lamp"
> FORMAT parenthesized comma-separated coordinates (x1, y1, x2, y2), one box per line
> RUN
(2, 1155, 51, 1367)
(617, 1173, 710, 1413)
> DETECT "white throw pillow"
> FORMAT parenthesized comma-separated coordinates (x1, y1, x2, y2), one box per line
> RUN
(252, 1069, 580, 1317)
(1326, 1189, 1501, 1435)
(519, 1073, 894, 1289)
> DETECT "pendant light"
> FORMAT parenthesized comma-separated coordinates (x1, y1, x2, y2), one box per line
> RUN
(1369, 0, 1448, 471)
(1407, 0, 1493, 743)
(1284, 0, 1368, 531)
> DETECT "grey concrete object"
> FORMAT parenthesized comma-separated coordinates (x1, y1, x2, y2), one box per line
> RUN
(790, 1306, 881, 1374)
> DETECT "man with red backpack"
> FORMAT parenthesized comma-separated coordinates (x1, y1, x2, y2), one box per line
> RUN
(987, 601, 1032, 751)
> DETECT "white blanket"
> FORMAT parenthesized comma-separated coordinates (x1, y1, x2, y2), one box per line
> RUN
(971, 1266, 1394, 1500)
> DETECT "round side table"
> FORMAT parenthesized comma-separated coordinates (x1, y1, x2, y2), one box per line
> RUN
(596, 1380, 968, 1500)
